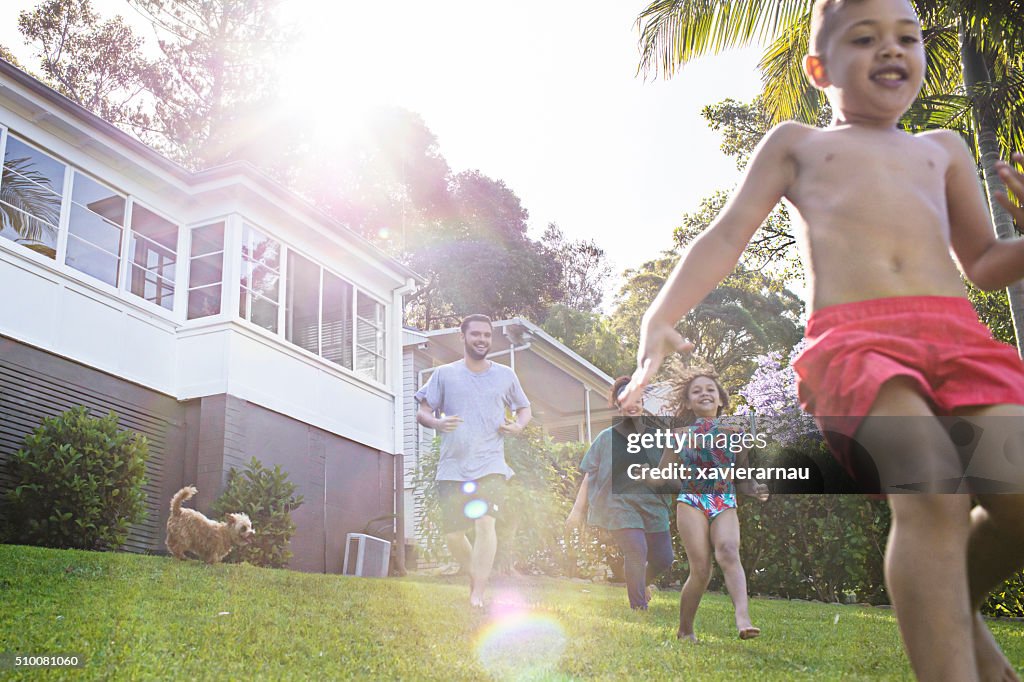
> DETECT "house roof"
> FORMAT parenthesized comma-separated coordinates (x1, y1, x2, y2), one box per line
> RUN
(0, 57, 424, 285)
(407, 318, 617, 423)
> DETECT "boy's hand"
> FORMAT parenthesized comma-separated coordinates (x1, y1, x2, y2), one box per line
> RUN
(995, 152, 1024, 230)
(619, 321, 693, 410)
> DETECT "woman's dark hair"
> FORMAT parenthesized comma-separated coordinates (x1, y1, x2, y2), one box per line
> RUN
(609, 376, 632, 408)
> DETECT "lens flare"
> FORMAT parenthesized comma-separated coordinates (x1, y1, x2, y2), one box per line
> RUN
(462, 481, 478, 494)
(463, 499, 489, 520)
(475, 611, 567, 680)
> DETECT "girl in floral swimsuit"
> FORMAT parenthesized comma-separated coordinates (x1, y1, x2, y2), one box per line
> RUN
(670, 369, 767, 642)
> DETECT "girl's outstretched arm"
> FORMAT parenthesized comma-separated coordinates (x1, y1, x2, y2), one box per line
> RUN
(620, 123, 801, 408)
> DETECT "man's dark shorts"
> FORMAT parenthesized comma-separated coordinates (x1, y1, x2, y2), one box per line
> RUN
(437, 474, 507, 534)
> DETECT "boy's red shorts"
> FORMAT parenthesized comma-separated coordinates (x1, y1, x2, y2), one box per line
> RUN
(793, 295, 1024, 486)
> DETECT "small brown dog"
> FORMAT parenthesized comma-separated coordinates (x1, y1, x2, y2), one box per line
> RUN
(166, 486, 255, 563)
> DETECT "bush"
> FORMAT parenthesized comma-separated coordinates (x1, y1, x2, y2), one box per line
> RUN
(412, 427, 612, 578)
(4, 406, 148, 551)
(212, 458, 303, 568)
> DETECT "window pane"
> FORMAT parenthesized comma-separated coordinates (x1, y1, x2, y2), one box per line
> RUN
(251, 296, 278, 333)
(286, 251, 320, 356)
(186, 223, 224, 319)
(71, 171, 124, 226)
(241, 263, 279, 303)
(356, 292, 385, 383)
(131, 204, 177, 250)
(190, 222, 224, 257)
(189, 253, 223, 288)
(0, 136, 64, 258)
(66, 173, 123, 285)
(321, 271, 352, 368)
(241, 224, 280, 272)
(130, 264, 174, 310)
(65, 234, 118, 286)
(188, 284, 221, 319)
(128, 205, 177, 307)
(69, 202, 122, 254)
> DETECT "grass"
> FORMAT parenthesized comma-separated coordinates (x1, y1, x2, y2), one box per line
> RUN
(0, 545, 1022, 680)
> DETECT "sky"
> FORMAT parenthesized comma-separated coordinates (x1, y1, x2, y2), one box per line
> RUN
(0, 0, 766, 298)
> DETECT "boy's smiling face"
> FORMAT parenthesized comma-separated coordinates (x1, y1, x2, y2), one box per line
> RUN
(804, 0, 925, 127)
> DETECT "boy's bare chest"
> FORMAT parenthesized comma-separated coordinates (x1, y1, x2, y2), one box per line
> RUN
(789, 135, 948, 221)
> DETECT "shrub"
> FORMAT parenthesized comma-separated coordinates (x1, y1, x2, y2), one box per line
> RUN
(4, 406, 148, 551)
(212, 457, 303, 568)
(412, 427, 611, 578)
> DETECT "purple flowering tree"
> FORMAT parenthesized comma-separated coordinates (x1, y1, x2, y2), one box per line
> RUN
(736, 340, 820, 448)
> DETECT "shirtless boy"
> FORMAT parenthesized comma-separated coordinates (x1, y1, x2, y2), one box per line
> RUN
(620, 0, 1024, 679)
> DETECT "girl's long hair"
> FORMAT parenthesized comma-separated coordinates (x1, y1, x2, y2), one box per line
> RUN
(670, 365, 730, 426)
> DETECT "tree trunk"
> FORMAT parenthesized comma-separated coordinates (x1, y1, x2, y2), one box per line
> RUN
(961, 28, 1024, 356)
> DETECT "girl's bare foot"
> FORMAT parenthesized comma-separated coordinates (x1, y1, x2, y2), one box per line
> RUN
(738, 626, 761, 640)
(677, 631, 698, 643)
(974, 613, 1020, 682)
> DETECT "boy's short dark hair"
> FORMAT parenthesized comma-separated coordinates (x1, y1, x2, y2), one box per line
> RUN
(460, 314, 493, 333)
(809, 0, 865, 55)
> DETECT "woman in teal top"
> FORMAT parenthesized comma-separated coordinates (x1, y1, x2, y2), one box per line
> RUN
(566, 376, 674, 610)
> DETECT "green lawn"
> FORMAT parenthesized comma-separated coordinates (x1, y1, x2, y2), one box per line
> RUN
(0, 545, 1021, 680)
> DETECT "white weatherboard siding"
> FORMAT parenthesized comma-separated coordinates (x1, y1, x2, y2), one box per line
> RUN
(0, 62, 422, 457)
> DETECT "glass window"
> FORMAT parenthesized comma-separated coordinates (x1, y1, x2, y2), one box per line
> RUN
(187, 222, 224, 319)
(128, 203, 177, 310)
(239, 224, 280, 333)
(356, 292, 386, 383)
(0, 135, 64, 258)
(65, 171, 124, 286)
(286, 251, 321, 356)
(321, 271, 353, 369)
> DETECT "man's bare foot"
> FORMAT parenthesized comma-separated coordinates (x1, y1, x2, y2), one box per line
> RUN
(738, 626, 761, 640)
(469, 575, 486, 608)
(974, 613, 1020, 682)
(677, 631, 698, 643)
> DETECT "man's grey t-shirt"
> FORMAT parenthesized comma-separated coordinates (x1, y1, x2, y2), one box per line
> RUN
(415, 360, 530, 482)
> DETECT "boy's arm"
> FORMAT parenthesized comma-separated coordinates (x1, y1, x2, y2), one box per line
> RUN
(621, 123, 800, 405)
(944, 133, 1024, 290)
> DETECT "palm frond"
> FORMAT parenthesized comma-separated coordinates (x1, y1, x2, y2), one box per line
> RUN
(757, 17, 822, 124)
(637, 0, 811, 79)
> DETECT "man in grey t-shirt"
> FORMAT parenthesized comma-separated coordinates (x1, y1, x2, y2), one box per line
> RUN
(415, 314, 531, 607)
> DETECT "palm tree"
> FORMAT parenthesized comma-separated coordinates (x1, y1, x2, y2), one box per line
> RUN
(636, 0, 1024, 351)
(0, 157, 61, 258)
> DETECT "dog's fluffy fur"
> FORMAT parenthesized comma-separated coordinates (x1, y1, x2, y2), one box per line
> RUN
(166, 486, 254, 563)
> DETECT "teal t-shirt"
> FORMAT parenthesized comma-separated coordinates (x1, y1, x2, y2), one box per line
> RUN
(579, 423, 673, 532)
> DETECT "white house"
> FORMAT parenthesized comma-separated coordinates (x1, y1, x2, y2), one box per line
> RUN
(0, 58, 422, 573)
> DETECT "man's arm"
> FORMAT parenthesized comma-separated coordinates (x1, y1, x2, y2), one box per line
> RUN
(416, 400, 462, 433)
(498, 406, 532, 436)
(944, 135, 1024, 290)
(620, 123, 800, 408)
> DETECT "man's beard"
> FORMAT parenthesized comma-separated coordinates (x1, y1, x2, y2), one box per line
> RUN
(466, 343, 490, 360)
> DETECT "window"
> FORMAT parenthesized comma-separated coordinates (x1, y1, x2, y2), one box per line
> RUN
(128, 204, 177, 310)
(65, 171, 125, 286)
(285, 251, 321, 355)
(282, 250, 386, 383)
(0, 135, 64, 258)
(321, 270, 353, 368)
(356, 292, 386, 383)
(239, 224, 281, 333)
(187, 222, 224, 319)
